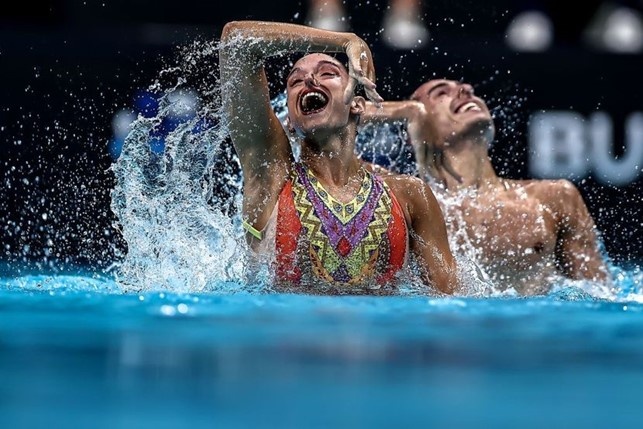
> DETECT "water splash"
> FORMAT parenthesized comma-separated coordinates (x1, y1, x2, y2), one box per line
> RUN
(107, 36, 634, 299)
(0, 273, 120, 294)
(356, 120, 417, 175)
(110, 39, 256, 293)
(611, 263, 643, 301)
(431, 187, 496, 296)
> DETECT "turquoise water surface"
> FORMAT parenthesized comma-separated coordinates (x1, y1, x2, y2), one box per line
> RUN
(2, 272, 643, 428)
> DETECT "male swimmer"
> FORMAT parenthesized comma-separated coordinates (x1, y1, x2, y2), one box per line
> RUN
(363, 79, 611, 295)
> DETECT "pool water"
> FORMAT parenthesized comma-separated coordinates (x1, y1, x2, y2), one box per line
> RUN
(2, 273, 643, 428)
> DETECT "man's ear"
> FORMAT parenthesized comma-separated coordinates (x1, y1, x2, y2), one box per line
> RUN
(350, 96, 366, 115)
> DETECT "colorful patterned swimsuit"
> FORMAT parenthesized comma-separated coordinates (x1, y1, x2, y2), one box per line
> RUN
(275, 163, 408, 286)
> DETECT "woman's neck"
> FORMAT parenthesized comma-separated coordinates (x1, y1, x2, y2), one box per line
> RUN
(299, 126, 361, 187)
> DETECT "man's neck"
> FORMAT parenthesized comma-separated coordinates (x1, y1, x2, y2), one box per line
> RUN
(440, 138, 501, 191)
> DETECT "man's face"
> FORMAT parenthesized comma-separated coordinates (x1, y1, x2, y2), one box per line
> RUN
(286, 54, 355, 136)
(411, 79, 494, 147)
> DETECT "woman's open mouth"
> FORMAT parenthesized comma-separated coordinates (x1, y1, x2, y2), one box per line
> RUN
(300, 90, 329, 115)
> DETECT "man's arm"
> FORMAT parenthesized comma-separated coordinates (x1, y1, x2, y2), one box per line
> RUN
(362, 99, 462, 184)
(552, 180, 610, 282)
(362, 100, 425, 124)
(219, 21, 380, 228)
(388, 176, 459, 294)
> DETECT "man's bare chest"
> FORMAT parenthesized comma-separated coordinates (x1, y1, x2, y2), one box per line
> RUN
(454, 194, 558, 262)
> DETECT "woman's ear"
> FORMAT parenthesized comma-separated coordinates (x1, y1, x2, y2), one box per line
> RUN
(285, 116, 295, 134)
(350, 96, 366, 115)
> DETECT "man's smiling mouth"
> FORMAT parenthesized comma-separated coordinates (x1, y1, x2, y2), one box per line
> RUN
(455, 101, 482, 114)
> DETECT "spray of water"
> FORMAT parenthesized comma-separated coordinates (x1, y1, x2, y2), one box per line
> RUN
(106, 34, 630, 300)
(110, 39, 262, 293)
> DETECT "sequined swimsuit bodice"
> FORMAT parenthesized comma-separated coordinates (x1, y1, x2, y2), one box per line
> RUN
(275, 163, 408, 286)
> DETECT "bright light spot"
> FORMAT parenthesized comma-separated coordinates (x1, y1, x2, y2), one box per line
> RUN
(160, 305, 176, 316)
(506, 11, 553, 52)
(602, 8, 643, 53)
(111, 109, 136, 139)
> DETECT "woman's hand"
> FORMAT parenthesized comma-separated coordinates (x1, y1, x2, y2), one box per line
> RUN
(343, 35, 383, 106)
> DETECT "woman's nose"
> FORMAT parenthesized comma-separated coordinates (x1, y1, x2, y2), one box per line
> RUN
(305, 73, 320, 87)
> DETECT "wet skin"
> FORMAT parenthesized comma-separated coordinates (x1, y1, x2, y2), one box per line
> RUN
(219, 22, 458, 294)
(364, 79, 610, 294)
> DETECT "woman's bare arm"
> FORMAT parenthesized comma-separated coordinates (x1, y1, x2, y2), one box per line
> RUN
(386, 175, 459, 294)
(219, 21, 381, 228)
(220, 21, 380, 170)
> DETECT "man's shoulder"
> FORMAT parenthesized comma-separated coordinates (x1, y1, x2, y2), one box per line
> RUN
(515, 178, 585, 216)
(513, 178, 578, 198)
